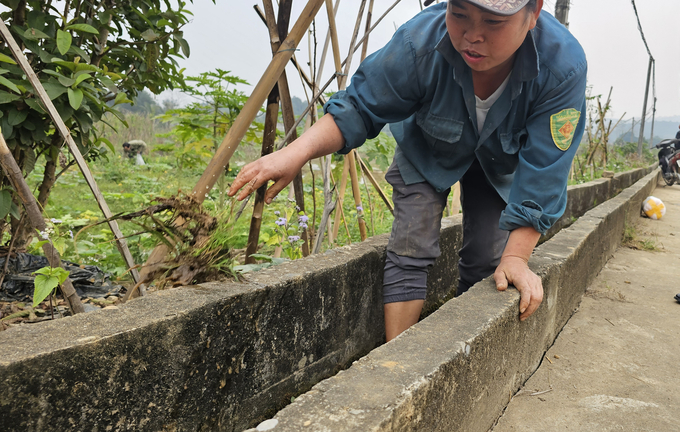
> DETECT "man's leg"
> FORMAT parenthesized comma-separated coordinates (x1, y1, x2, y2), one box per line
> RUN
(383, 161, 449, 341)
(458, 159, 510, 295)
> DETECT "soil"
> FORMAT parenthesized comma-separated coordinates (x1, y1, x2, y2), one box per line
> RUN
(492, 181, 680, 432)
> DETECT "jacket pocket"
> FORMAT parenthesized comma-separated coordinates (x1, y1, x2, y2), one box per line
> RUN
(500, 128, 526, 154)
(416, 109, 464, 153)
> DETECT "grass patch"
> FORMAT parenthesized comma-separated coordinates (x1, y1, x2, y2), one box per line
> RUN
(622, 223, 659, 251)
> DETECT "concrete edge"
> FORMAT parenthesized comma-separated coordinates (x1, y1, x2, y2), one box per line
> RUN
(0, 166, 657, 432)
(250, 169, 661, 432)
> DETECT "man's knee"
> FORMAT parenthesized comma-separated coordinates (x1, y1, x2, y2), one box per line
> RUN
(383, 251, 435, 304)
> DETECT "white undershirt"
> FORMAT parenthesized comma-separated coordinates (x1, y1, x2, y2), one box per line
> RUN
(475, 73, 512, 133)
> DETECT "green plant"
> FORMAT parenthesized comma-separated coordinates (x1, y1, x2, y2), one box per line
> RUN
(32, 265, 70, 308)
(272, 204, 308, 260)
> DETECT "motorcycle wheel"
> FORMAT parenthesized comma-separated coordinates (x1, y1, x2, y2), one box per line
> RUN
(663, 171, 676, 186)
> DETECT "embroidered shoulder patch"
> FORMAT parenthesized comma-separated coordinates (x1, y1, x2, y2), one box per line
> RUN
(550, 109, 581, 151)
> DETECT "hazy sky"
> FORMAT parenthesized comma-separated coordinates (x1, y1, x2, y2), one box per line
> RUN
(172, 0, 680, 123)
(1, 1, 677, 121)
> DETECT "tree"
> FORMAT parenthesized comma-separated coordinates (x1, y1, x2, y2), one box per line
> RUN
(0, 0, 205, 247)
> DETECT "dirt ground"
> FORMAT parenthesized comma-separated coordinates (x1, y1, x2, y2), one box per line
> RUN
(492, 181, 680, 432)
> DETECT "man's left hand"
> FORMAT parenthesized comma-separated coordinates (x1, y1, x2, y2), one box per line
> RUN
(494, 255, 543, 321)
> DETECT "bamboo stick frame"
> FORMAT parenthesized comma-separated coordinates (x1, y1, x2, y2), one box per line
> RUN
(190, 0, 326, 202)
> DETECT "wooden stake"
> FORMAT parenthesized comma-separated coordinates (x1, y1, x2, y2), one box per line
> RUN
(245, 85, 279, 264)
(0, 19, 141, 287)
(0, 133, 85, 314)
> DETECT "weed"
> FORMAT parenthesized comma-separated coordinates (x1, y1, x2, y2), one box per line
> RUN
(622, 223, 658, 251)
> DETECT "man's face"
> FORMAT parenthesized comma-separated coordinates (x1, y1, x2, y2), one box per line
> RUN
(445, 1, 540, 77)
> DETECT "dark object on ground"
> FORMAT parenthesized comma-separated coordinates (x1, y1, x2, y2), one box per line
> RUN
(656, 139, 680, 186)
(0, 252, 122, 302)
(675, 293, 680, 303)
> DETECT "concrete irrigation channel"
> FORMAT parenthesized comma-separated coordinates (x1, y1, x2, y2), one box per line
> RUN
(0, 166, 658, 432)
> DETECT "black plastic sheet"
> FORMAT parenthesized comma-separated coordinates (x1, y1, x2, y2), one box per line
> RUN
(0, 253, 123, 302)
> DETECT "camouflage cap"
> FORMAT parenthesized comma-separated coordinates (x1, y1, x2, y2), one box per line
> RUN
(425, 0, 531, 16)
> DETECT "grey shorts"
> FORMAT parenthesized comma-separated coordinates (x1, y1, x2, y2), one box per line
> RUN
(383, 159, 509, 303)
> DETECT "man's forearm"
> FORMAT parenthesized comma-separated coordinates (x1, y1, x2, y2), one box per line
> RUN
(502, 226, 541, 262)
(289, 113, 345, 161)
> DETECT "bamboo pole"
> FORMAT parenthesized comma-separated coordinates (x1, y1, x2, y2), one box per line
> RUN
(450, 183, 461, 215)
(245, 86, 279, 264)
(254, 5, 328, 106)
(325, 0, 368, 241)
(0, 19, 141, 287)
(355, 152, 393, 215)
(274, 0, 404, 149)
(0, 133, 85, 314)
(347, 152, 367, 240)
(338, 0, 367, 89)
(316, 0, 341, 86)
(361, 0, 375, 61)
(271, 0, 311, 257)
(331, 159, 350, 240)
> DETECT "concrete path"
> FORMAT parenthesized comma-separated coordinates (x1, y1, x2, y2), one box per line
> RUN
(493, 182, 680, 432)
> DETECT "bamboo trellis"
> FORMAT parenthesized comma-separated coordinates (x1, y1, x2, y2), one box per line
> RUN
(138, 0, 416, 294)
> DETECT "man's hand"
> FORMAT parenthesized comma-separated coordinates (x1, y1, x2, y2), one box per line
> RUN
(227, 147, 307, 203)
(494, 255, 543, 321)
(228, 114, 345, 203)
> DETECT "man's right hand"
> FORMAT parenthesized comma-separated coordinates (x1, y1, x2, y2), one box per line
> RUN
(227, 147, 307, 203)
(228, 114, 346, 204)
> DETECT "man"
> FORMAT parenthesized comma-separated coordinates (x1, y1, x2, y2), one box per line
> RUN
(675, 125, 680, 140)
(229, 0, 587, 341)
(122, 140, 147, 165)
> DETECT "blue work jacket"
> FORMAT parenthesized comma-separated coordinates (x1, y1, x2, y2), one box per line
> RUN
(324, 3, 587, 234)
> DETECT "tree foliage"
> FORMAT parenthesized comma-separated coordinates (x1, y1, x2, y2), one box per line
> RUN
(0, 0, 205, 244)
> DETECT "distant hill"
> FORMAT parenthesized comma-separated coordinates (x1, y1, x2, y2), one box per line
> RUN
(611, 118, 679, 146)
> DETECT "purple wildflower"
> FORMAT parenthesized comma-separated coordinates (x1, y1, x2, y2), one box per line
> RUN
(275, 217, 287, 226)
(298, 215, 309, 223)
(356, 205, 364, 212)
(288, 235, 301, 243)
(274, 211, 280, 216)
(299, 222, 308, 230)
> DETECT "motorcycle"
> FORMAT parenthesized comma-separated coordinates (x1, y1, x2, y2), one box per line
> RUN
(656, 138, 680, 186)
